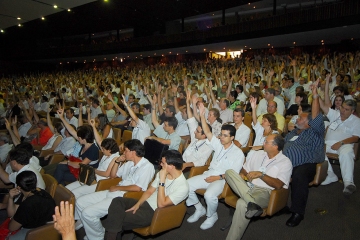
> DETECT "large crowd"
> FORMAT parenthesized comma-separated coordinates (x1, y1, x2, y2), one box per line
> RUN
(0, 49, 359, 240)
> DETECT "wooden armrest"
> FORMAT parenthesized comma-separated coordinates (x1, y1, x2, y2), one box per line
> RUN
(25, 223, 61, 240)
(123, 191, 144, 200)
(95, 178, 122, 192)
(265, 188, 289, 216)
(48, 154, 65, 165)
(39, 149, 54, 157)
(188, 165, 209, 178)
(241, 147, 251, 154)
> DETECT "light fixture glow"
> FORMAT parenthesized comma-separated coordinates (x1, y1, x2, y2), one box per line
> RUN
(54, 5, 58, 9)
(0, 30, 4, 33)
(17, 17, 21, 20)
(68, 9, 71, 12)
(41, 17, 45, 20)
(18, 24, 22, 27)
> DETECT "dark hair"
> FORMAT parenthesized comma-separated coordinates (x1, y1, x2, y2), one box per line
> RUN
(296, 86, 304, 93)
(296, 92, 308, 104)
(42, 96, 48, 102)
(131, 102, 140, 109)
(9, 148, 30, 165)
(164, 117, 178, 129)
(92, 98, 100, 106)
(331, 95, 345, 110)
(143, 104, 152, 113)
(97, 114, 110, 131)
(101, 138, 119, 154)
(288, 78, 295, 84)
(198, 122, 212, 135)
(128, 94, 135, 99)
(260, 80, 267, 88)
(230, 90, 238, 100)
(16, 171, 37, 192)
(124, 139, 145, 157)
(235, 85, 243, 92)
(166, 105, 176, 115)
(66, 108, 75, 115)
(15, 142, 34, 158)
(54, 122, 64, 133)
(272, 134, 285, 151)
(221, 98, 230, 107)
(263, 113, 278, 131)
(266, 88, 275, 95)
(177, 86, 185, 91)
(300, 103, 311, 113)
(77, 125, 95, 143)
(332, 85, 345, 94)
(233, 108, 245, 117)
(221, 124, 236, 138)
(161, 150, 183, 170)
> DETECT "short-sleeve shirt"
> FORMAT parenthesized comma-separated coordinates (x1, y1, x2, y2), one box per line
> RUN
(54, 136, 76, 155)
(9, 164, 45, 190)
(153, 125, 181, 150)
(80, 143, 99, 166)
(96, 152, 120, 181)
(31, 127, 53, 146)
(175, 112, 190, 136)
(243, 150, 293, 190)
(257, 112, 285, 132)
(252, 121, 278, 147)
(231, 123, 251, 147)
(116, 157, 155, 196)
(283, 113, 325, 167)
(206, 137, 244, 175)
(147, 172, 189, 211)
(13, 190, 55, 229)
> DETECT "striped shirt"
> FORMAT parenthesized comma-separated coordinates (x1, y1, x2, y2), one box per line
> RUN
(283, 113, 325, 167)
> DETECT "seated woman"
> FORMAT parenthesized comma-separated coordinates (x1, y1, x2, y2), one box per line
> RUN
(65, 137, 119, 199)
(6, 171, 55, 239)
(285, 92, 307, 117)
(54, 110, 99, 185)
(85, 105, 113, 140)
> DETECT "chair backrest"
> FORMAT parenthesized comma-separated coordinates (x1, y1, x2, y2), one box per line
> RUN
(41, 174, 58, 198)
(244, 112, 252, 128)
(144, 139, 169, 165)
(113, 128, 122, 145)
(53, 184, 75, 209)
(122, 130, 133, 143)
(178, 138, 188, 154)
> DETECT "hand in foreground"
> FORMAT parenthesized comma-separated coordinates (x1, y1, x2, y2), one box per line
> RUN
(53, 201, 76, 240)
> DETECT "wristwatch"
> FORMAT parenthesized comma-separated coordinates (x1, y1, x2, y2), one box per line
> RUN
(159, 183, 165, 187)
(341, 141, 344, 145)
(219, 175, 223, 180)
(260, 172, 266, 179)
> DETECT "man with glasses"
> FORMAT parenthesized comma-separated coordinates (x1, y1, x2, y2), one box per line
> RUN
(225, 134, 292, 240)
(320, 99, 360, 195)
(257, 101, 285, 133)
(186, 103, 244, 230)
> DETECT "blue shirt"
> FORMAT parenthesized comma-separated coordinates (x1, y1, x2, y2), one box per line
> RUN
(283, 113, 325, 167)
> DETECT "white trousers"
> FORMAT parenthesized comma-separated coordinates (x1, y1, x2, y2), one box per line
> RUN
(75, 190, 124, 240)
(186, 174, 225, 217)
(66, 181, 97, 199)
(326, 144, 355, 184)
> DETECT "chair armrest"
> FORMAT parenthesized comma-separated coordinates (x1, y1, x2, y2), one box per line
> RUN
(25, 223, 61, 240)
(95, 178, 122, 192)
(240, 147, 251, 154)
(310, 161, 328, 186)
(188, 165, 209, 178)
(48, 154, 65, 165)
(149, 201, 187, 235)
(123, 191, 143, 200)
(265, 188, 289, 216)
(40, 149, 54, 157)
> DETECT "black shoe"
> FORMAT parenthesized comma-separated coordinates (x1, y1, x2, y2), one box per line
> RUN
(245, 202, 263, 218)
(286, 213, 304, 227)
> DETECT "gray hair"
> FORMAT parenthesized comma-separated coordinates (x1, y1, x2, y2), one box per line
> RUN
(344, 99, 357, 111)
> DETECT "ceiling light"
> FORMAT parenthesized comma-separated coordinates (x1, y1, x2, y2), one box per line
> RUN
(18, 24, 22, 27)
(104, 0, 109, 2)
(268, 44, 270, 46)
(54, 5, 58, 9)
(321, 40, 324, 42)
(169, 52, 171, 54)
(253, 6, 256, 8)
(293, 42, 296, 44)
(248, 3, 251, 5)
(68, 9, 71, 12)
(204, 49, 206, 51)
(17, 17, 21, 20)
(351, 38, 354, 40)
(186, 51, 188, 52)
(0, 30, 4, 33)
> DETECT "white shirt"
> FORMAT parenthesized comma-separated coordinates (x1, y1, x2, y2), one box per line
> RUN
(42, 134, 62, 151)
(147, 172, 189, 211)
(132, 119, 151, 144)
(116, 157, 155, 196)
(0, 143, 13, 163)
(237, 92, 247, 104)
(231, 123, 251, 147)
(175, 112, 190, 137)
(106, 109, 116, 122)
(182, 118, 213, 167)
(66, 116, 78, 128)
(54, 136, 77, 155)
(90, 106, 102, 119)
(96, 152, 120, 181)
(256, 98, 285, 117)
(9, 164, 45, 189)
(214, 103, 233, 123)
(243, 150, 292, 190)
(205, 136, 244, 175)
(18, 122, 32, 138)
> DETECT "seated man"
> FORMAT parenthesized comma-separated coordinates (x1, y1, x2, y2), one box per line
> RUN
(225, 134, 292, 240)
(231, 108, 251, 148)
(186, 103, 244, 230)
(102, 150, 189, 240)
(182, 92, 213, 173)
(320, 99, 360, 194)
(282, 79, 325, 227)
(147, 95, 181, 151)
(74, 139, 155, 240)
(257, 100, 285, 133)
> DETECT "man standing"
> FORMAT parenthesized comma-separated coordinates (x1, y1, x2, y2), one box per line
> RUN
(225, 134, 292, 240)
(282, 79, 324, 227)
(186, 103, 244, 230)
(102, 150, 189, 240)
(320, 99, 360, 194)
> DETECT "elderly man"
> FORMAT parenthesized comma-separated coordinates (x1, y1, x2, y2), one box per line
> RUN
(257, 101, 285, 133)
(320, 99, 360, 195)
(256, 88, 285, 117)
(100, 101, 116, 122)
(225, 134, 292, 240)
(282, 79, 324, 227)
(186, 103, 244, 230)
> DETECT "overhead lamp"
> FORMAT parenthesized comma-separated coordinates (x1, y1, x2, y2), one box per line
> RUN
(0, 30, 4, 33)
(41, 17, 45, 20)
(54, 5, 58, 9)
(18, 24, 22, 27)
(67, 9, 71, 12)
(17, 17, 21, 20)
(268, 44, 270, 46)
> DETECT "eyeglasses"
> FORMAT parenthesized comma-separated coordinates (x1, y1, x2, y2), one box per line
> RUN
(218, 133, 230, 138)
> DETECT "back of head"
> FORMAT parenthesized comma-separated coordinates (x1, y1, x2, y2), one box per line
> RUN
(16, 171, 37, 192)
(161, 150, 183, 170)
(124, 139, 145, 157)
(77, 125, 95, 143)
(9, 148, 30, 166)
(15, 142, 34, 158)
